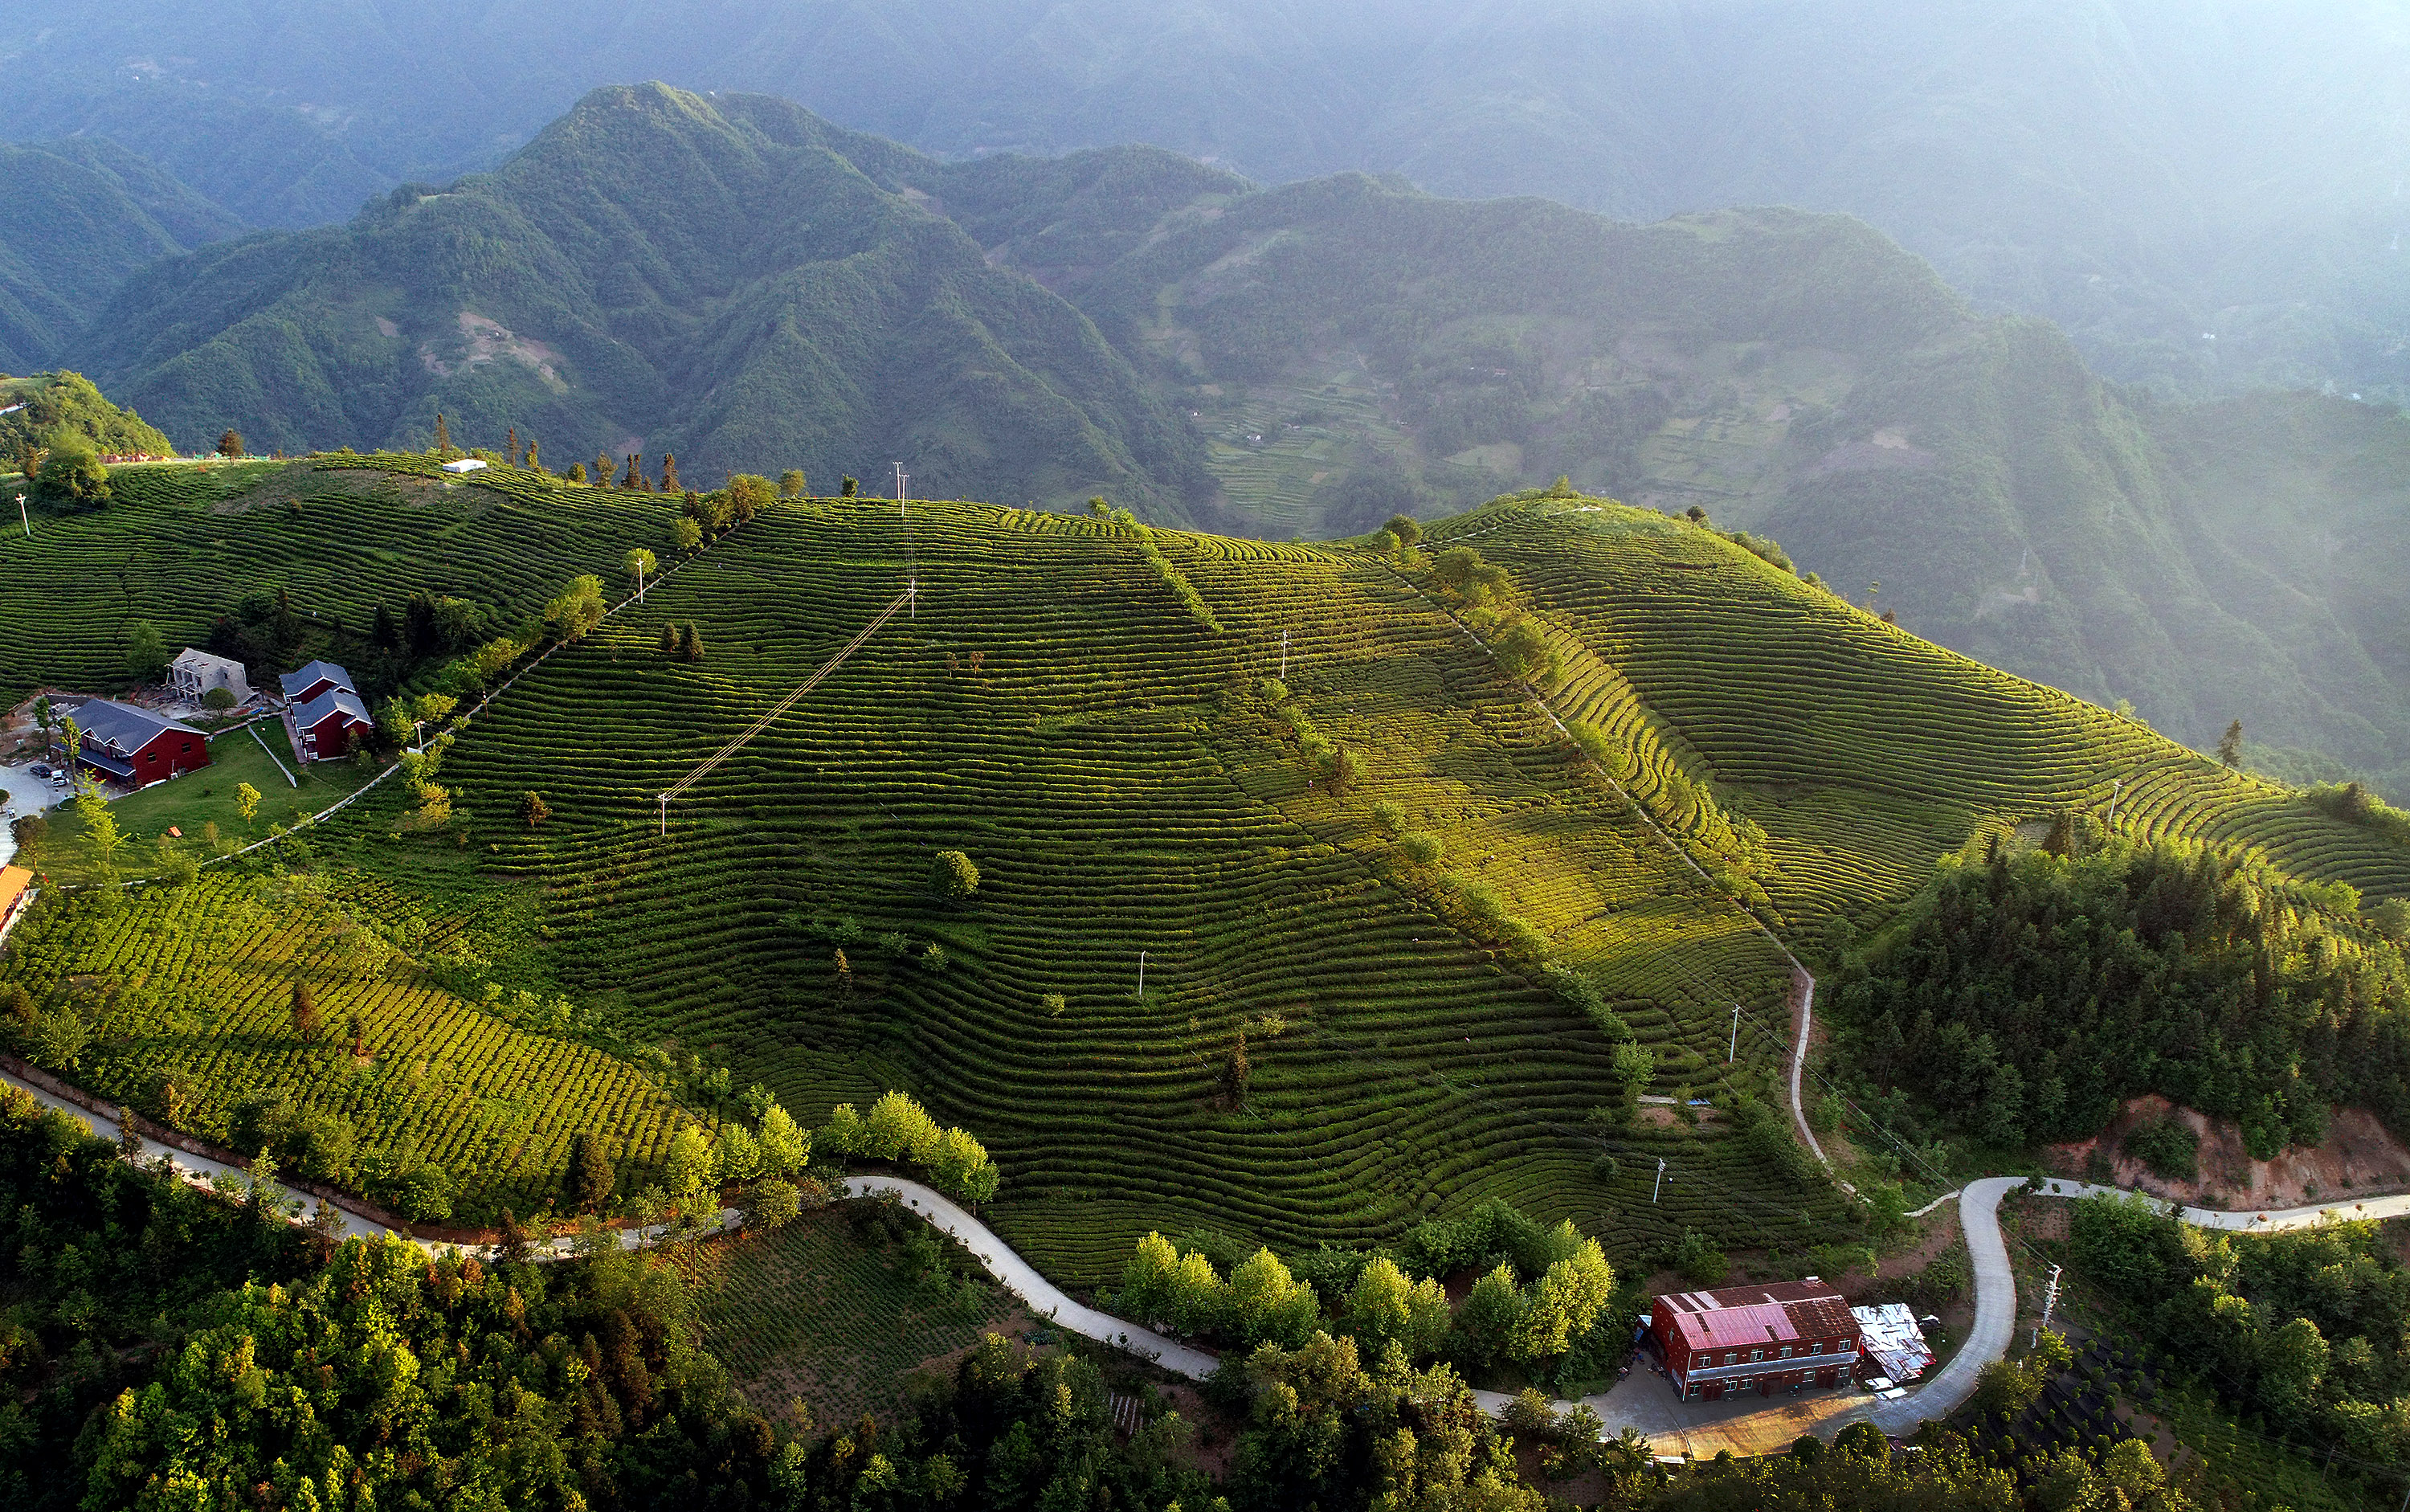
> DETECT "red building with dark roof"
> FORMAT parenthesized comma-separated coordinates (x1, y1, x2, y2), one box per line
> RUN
(1650, 1279, 1861, 1400)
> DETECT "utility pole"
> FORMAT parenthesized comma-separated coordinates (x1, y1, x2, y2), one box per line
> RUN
(14, 493, 25, 539)
(1278, 627, 1289, 681)
(1136, 950, 1147, 998)
(657, 793, 668, 839)
(1728, 1004, 1741, 1063)
(2106, 778, 2124, 828)
(895, 463, 915, 618)
(1652, 1157, 1667, 1203)
(2031, 1263, 2062, 1348)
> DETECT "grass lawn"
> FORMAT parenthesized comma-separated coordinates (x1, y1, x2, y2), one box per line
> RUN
(22, 722, 381, 881)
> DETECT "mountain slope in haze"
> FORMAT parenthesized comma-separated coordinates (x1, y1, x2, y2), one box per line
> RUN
(897, 151, 2410, 783)
(0, 138, 243, 370)
(6, 0, 2404, 404)
(72, 89, 2410, 788)
(80, 85, 1212, 516)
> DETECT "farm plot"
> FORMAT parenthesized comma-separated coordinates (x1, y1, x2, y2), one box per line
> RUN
(0, 871, 701, 1220)
(0, 458, 674, 705)
(684, 1199, 1018, 1428)
(424, 498, 1829, 1283)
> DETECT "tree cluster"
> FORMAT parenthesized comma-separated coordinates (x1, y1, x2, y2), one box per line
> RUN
(1117, 1198, 1622, 1384)
(818, 1090, 1001, 1203)
(2073, 1193, 2410, 1466)
(1835, 835, 2410, 1156)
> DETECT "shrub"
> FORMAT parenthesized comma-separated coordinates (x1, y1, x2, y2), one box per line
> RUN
(931, 849, 979, 900)
(202, 686, 236, 710)
(2122, 1114, 2200, 1181)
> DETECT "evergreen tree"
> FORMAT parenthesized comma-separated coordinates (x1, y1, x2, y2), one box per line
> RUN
(290, 981, 320, 1042)
(520, 790, 550, 828)
(684, 623, 705, 661)
(660, 453, 680, 493)
(841, 476, 858, 497)
(2218, 718, 2245, 767)
(524, 437, 539, 470)
(506, 426, 519, 465)
(216, 429, 244, 459)
(660, 623, 680, 656)
(622, 453, 643, 490)
(433, 413, 452, 456)
(594, 452, 612, 486)
(567, 1130, 614, 1211)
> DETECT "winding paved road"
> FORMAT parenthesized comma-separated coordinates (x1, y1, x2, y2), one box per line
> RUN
(16, 1075, 2410, 1452)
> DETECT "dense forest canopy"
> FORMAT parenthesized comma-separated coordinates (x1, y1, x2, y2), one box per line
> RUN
(1835, 833, 2410, 1157)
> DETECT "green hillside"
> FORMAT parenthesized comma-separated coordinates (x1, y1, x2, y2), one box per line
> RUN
(7, 463, 2400, 1285)
(0, 139, 241, 371)
(0, 457, 670, 705)
(0, 371, 177, 471)
(922, 157, 2410, 795)
(80, 84, 1211, 517)
(9, 4, 2404, 406)
(57, 89, 2410, 790)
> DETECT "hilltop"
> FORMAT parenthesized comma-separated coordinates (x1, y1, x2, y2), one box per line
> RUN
(0, 370, 176, 467)
(79, 86, 1210, 518)
(6, 2, 2401, 404)
(4, 459, 2404, 1286)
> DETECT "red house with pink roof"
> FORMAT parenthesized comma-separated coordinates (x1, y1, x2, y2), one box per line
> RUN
(1650, 1278, 1861, 1400)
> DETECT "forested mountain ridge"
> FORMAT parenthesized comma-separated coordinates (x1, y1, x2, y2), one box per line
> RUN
(0, 138, 243, 371)
(7, 0, 2403, 406)
(901, 151, 2410, 791)
(59, 84, 2410, 789)
(80, 86, 1214, 517)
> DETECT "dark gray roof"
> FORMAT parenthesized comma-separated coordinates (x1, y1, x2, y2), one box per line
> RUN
(70, 699, 200, 758)
(295, 687, 373, 731)
(279, 660, 355, 700)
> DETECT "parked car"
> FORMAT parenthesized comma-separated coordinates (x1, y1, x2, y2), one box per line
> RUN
(29, 764, 51, 778)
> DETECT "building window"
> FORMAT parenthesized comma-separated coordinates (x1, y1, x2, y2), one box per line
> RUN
(1778, 1346, 1791, 1359)
(1750, 1349, 1763, 1363)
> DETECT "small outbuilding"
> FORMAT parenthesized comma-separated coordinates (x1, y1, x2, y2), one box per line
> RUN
(1850, 1303, 1935, 1383)
(292, 686, 375, 761)
(169, 647, 251, 704)
(279, 660, 356, 707)
(67, 699, 210, 787)
(440, 458, 488, 474)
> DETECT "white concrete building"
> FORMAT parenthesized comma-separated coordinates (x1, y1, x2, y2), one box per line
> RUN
(168, 648, 251, 703)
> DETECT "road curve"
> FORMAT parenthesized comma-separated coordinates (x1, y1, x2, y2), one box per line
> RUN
(18, 1065, 2410, 1447)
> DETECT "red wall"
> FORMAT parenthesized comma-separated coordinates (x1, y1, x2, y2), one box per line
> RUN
(125, 729, 210, 783)
(304, 714, 368, 757)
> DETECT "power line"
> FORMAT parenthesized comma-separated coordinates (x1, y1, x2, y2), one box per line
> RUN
(656, 587, 914, 834)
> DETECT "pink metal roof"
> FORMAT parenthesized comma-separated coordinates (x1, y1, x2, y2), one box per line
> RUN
(1669, 1300, 1798, 1351)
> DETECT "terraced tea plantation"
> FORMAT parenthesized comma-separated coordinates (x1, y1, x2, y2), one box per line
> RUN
(0, 459, 672, 704)
(9, 463, 2404, 1289)
(683, 1199, 1017, 1426)
(0, 871, 699, 1218)
(1456, 501, 2410, 919)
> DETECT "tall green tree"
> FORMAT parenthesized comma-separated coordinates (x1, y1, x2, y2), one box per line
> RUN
(125, 619, 168, 682)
